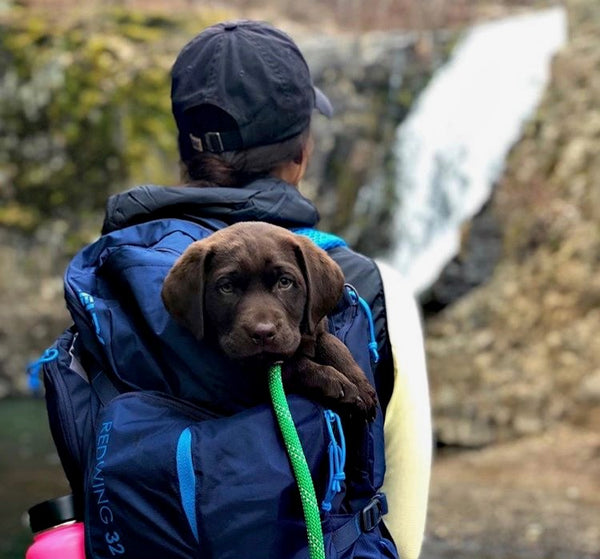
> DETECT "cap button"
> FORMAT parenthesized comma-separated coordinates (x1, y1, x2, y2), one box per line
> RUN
(224, 23, 238, 31)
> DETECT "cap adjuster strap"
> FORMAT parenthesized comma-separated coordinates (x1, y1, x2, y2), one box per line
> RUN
(190, 131, 225, 153)
(204, 131, 225, 153)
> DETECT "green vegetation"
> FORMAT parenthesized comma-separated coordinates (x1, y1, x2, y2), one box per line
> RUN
(0, 7, 224, 233)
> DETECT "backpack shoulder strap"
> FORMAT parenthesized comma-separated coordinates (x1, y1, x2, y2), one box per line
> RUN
(74, 335, 121, 406)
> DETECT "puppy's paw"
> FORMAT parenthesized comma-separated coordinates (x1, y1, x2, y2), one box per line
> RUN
(325, 369, 378, 422)
(317, 366, 360, 403)
(354, 380, 378, 422)
(282, 358, 378, 421)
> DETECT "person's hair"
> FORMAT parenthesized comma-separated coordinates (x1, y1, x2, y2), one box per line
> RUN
(181, 126, 311, 188)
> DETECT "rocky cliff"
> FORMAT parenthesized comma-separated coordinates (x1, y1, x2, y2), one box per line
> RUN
(426, 0, 600, 447)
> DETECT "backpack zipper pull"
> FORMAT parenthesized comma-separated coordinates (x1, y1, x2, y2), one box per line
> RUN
(26, 348, 59, 393)
(345, 285, 380, 364)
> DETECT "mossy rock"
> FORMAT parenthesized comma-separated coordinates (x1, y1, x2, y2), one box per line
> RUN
(0, 7, 225, 233)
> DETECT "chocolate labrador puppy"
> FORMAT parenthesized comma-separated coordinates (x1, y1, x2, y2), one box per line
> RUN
(161, 221, 377, 419)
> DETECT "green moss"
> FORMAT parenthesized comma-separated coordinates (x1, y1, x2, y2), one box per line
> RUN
(0, 204, 39, 231)
(0, 7, 222, 235)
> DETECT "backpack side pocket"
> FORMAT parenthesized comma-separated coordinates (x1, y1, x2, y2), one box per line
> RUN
(43, 326, 96, 499)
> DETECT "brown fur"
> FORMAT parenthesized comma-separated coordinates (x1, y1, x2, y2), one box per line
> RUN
(161, 221, 377, 419)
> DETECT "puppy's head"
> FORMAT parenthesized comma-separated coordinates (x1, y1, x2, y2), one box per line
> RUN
(161, 222, 344, 362)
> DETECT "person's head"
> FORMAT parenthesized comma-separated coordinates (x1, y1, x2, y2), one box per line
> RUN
(170, 20, 332, 187)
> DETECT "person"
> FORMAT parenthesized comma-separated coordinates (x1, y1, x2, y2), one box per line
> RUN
(99, 19, 431, 559)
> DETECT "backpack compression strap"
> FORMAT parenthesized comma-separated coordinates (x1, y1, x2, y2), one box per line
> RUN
(268, 363, 326, 559)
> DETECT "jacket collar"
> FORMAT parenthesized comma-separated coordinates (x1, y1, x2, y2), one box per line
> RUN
(101, 178, 320, 234)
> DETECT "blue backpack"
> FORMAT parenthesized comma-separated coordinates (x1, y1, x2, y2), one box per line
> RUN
(34, 218, 397, 559)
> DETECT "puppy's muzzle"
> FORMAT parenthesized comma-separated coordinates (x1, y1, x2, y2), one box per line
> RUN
(248, 321, 277, 346)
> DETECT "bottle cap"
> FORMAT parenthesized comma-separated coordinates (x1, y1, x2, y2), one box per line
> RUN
(28, 494, 81, 533)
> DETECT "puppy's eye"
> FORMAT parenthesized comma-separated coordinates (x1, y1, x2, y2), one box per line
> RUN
(277, 276, 294, 290)
(218, 280, 234, 294)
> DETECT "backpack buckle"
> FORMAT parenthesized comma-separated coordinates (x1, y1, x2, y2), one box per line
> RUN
(360, 494, 387, 532)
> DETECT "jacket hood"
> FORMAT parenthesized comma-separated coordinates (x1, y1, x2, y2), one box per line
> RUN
(102, 178, 320, 234)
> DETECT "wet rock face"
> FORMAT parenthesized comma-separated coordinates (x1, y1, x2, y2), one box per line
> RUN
(420, 198, 504, 316)
(426, 0, 600, 447)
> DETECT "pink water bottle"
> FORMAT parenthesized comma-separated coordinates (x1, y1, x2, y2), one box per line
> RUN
(26, 494, 85, 559)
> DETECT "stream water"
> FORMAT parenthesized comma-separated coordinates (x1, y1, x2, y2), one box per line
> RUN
(385, 6, 567, 294)
(0, 398, 69, 558)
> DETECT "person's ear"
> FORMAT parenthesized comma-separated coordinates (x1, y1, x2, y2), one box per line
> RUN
(291, 135, 314, 183)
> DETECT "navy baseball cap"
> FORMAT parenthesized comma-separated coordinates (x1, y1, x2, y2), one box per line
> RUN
(171, 20, 333, 157)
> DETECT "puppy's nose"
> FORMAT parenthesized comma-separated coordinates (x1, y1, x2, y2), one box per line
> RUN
(249, 322, 277, 345)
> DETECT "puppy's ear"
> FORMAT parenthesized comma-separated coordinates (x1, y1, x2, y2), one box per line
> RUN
(161, 240, 211, 340)
(294, 236, 345, 335)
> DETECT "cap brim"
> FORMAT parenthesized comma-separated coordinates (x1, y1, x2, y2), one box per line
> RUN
(314, 86, 333, 118)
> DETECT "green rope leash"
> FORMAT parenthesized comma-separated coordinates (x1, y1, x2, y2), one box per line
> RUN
(268, 363, 326, 559)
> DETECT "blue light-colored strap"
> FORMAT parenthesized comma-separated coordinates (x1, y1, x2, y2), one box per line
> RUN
(346, 286, 380, 364)
(26, 348, 59, 393)
(357, 296, 380, 364)
(321, 410, 346, 512)
(176, 427, 199, 543)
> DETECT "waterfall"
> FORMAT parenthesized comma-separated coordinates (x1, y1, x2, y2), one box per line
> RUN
(386, 7, 567, 294)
